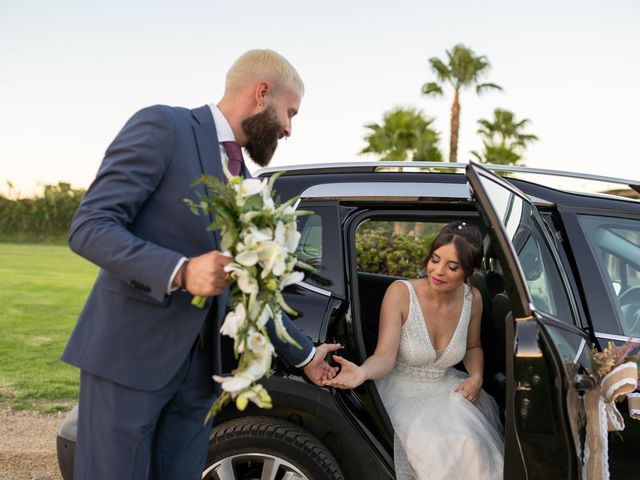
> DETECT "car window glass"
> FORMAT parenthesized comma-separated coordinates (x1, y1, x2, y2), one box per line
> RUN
(294, 204, 343, 293)
(476, 174, 577, 326)
(297, 213, 322, 265)
(577, 215, 640, 337)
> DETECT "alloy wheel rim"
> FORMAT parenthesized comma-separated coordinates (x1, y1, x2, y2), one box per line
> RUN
(202, 452, 308, 480)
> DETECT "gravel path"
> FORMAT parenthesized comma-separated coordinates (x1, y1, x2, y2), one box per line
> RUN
(0, 410, 64, 480)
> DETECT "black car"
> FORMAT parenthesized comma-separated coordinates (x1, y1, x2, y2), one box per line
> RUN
(57, 162, 640, 479)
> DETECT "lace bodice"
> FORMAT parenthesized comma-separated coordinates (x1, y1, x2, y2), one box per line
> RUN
(394, 280, 472, 381)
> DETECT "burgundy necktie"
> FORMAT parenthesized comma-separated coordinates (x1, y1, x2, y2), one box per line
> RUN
(222, 141, 244, 176)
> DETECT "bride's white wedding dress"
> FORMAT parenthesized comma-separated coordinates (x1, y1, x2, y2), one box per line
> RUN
(376, 280, 504, 480)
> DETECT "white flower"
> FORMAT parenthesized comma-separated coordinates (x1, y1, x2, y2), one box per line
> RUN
(248, 331, 268, 354)
(284, 221, 301, 252)
(235, 250, 259, 267)
(220, 303, 246, 338)
(248, 226, 273, 241)
(235, 384, 272, 410)
(234, 178, 266, 205)
(257, 304, 272, 328)
(213, 342, 274, 393)
(279, 271, 304, 289)
(258, 241, 287, 278)
(234, 227, 273, 267)
(225, 263, 258, 294)
(262, 187, 275, 211)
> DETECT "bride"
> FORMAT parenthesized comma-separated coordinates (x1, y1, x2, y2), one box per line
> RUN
(324, 221, 504, 479)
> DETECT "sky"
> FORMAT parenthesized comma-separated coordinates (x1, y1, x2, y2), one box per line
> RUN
(2, 0, 639, 196)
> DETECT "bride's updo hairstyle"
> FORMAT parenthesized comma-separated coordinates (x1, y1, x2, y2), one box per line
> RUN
(426, 221, 483, 280)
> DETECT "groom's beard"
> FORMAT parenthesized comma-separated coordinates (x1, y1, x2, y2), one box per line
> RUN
(241, 106, 283, 167)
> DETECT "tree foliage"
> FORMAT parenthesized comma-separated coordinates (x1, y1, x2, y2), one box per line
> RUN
(472, 108, 538, 165)
(0, 182, 85, 242)
(422, 44, 502, 163)
(361, 107, 443, 162)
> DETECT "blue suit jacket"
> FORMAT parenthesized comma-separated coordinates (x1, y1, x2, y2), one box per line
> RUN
(62, 105, 313, 391)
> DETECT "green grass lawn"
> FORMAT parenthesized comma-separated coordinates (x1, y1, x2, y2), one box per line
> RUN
(0, 243, 97, 413)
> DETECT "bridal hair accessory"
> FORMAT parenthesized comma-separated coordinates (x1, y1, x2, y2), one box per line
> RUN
(457, 222, 467, 231)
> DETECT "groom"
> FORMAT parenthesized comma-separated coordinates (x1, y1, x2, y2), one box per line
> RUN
(62, 49, 340, 480)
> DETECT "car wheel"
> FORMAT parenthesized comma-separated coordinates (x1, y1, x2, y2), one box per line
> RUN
(204, 416, 344, 480)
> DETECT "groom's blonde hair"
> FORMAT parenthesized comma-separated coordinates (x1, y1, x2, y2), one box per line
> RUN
(226, 49, 304, 96)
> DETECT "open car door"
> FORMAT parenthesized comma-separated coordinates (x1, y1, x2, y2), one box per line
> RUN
(466, 162, 596, 479)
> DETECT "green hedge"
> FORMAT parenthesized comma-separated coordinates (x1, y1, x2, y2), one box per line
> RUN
(0, 183, 84, 242)
(356, 221, 441, 278)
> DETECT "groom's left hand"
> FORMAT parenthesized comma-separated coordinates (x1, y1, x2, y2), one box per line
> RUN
(303, 343, 341, 386)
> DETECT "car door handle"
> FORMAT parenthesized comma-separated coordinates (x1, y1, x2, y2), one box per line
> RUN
(574, 373, 597, 392)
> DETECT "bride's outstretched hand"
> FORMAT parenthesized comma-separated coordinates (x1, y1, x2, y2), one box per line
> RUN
(455, 375, 483, 403)
(322, 355, 366, 389)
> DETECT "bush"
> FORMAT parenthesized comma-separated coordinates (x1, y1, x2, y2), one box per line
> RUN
(0, 182, 84, 242)
(356, 221, 441, 278)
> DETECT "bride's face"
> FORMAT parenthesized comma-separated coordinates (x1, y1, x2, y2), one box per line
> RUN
(426, 243, 466, 291)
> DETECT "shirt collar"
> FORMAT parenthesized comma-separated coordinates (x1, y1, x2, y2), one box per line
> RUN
(208, 104, 236, 143)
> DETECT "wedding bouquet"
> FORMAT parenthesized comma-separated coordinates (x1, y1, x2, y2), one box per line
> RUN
(185, 171, 313, 421)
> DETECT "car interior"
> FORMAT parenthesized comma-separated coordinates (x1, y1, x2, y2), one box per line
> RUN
(352, 216, 512, 422)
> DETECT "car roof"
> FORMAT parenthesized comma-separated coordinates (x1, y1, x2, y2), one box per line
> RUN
(258, 162, 640, 211)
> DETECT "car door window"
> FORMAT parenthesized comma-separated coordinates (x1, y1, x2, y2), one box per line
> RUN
(294, 203, 343, 295)
(476, 175, 577, 326)
(577, 215, 640, 337)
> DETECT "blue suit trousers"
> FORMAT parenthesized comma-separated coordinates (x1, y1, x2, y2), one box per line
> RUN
(74, 338, 215, 480)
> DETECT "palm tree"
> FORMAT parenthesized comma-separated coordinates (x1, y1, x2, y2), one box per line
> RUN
(472, 108, 538, 165)
(360, 107, 443, 162)
(422, 44, 502, 163)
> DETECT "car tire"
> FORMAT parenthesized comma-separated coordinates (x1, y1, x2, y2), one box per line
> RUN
(204, 416, 344, 480)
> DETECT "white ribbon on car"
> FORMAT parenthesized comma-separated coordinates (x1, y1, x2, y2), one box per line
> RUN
(583, 362, 638, 480)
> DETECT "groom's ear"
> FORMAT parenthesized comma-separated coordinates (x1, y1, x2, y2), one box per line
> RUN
(253, 81, 271, 109)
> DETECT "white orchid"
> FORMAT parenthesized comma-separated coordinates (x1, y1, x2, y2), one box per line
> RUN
(284, 222, 301, 253)
(258, 241, 287, 278)
(248, 330, 268, 354)
(234, 384, 272, 410)
(279, 271, 304, 289)
(213, 341, 274, 393)
(220, 303, 246, 338)
(234, 227, 273, 267)
(224, 263, 258, 295)
(233, 178, 265, 205)
(261, 187, 275, 211)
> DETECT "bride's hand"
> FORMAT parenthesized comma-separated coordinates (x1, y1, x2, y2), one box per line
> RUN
(322, 355, 367, 389)
(455, 375, 483, 403)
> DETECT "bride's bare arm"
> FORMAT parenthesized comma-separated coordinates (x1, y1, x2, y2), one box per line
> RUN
(323, 281, 406, 389)
(456, 288, 484, 402)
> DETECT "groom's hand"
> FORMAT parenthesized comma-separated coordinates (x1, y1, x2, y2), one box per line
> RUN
(302, 343, 341, 386)
(180, 251, 232, 296)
